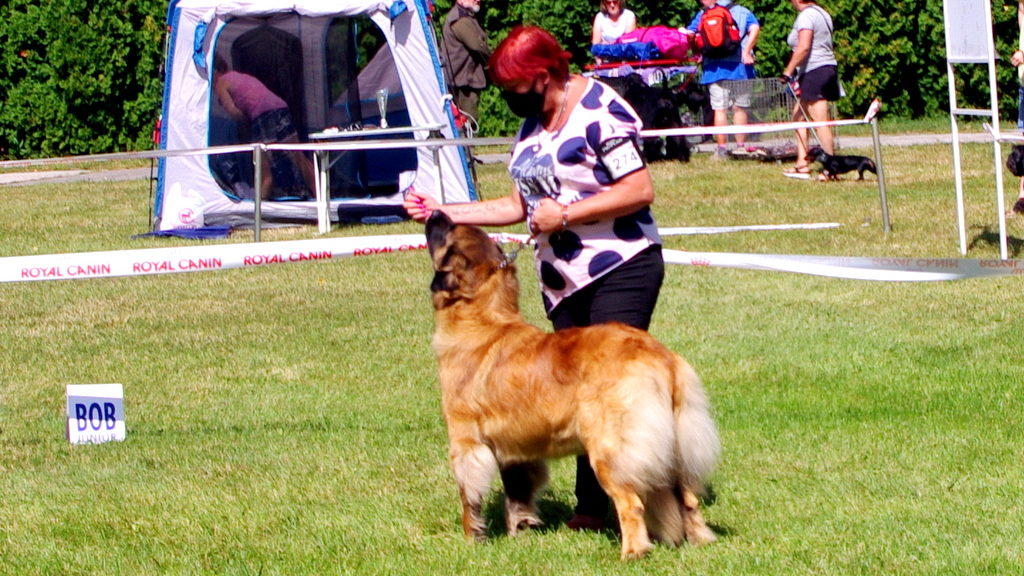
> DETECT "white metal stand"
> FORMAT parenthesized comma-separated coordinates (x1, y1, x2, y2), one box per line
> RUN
(944, 0, 1009, 259)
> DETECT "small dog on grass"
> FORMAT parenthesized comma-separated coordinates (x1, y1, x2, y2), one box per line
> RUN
(806, 146, 877, 181)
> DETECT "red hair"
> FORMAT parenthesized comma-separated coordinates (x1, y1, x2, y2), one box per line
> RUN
(488, 26, 571, 89)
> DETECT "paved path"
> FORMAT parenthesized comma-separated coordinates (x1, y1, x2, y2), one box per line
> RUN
(0, 167, 155, 186)
(0, 132, 997, 185)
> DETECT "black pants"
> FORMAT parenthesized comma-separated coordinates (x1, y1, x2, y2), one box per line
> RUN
(548, 244, 665, 518)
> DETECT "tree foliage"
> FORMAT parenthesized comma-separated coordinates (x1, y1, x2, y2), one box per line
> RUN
(1, 0, 1023, 157)
(0, 0, 166, 159)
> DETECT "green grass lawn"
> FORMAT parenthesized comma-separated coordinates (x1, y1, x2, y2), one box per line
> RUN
(2, 139, 1023, 574)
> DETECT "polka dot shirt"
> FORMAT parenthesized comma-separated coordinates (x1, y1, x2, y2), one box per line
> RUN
(508, 77, 661, 313)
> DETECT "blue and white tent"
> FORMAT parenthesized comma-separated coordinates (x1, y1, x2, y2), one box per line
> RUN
(155, 0, 475, 230)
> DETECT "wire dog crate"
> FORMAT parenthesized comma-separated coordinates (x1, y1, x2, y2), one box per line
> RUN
(712, 78, 838, 162)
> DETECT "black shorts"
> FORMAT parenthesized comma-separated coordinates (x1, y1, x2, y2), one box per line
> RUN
(252, 107, 299, 143)
(799, 65, 841, 102)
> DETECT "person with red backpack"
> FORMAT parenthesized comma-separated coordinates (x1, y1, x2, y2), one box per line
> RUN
(685, 0, 760, 159)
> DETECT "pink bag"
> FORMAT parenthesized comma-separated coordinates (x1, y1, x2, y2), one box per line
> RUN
(616, 26, 691, 60)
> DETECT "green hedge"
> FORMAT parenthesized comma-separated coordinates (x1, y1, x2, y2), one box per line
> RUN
(0, 0, 166, 159)
(1, 0, 1021, 158)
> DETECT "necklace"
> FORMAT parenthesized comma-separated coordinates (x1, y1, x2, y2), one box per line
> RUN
(547, 77, 571, 132)
(531, 77, 572, 152)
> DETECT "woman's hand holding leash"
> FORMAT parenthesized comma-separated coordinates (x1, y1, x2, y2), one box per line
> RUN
(403, 188, 439, 222)
(530, 197, 569, 234)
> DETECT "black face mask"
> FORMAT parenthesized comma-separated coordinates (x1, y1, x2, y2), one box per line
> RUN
(501, 88, 545, 118)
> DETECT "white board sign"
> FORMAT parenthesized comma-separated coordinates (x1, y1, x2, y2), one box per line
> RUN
(66, 384, 126, 445)
(943, 0, 993, 63)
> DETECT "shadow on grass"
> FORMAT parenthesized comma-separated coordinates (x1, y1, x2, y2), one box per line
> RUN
(480, 482, 731, 546)
(482, 494, 576, 539)
(968, 225, 1024, 257)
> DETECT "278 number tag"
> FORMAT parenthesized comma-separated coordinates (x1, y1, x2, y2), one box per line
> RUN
(599, 137, 645, 181)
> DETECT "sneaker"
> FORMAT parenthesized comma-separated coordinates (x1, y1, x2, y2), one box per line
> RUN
(712, 147, 729, 161)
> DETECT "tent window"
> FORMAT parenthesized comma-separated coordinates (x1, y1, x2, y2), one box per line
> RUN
(324, 17, 409, 130)
(206, 13, 416, 202)
(322, 16, 417, 198)
(208, 15, 314, 201)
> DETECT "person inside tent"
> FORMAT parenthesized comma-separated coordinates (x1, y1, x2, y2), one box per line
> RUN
(212, 55, 316, 200)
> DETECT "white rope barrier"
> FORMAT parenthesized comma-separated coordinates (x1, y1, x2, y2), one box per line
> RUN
(659, 223, 841, 235)
(0, 102, 887, 244)
(641, 117, 870, 139)
(661, 250, 1018, 282)
(0, 235, 425, 283)
(0, 106, 880, 170)
(2, 228, 1020, 284)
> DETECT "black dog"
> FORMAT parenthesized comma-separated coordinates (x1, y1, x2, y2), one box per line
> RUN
(602, 74, 690, 162)
(805, 146, 877, 181)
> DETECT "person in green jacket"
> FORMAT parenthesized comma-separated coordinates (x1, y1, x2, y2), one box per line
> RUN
(442, 0, 491, 132)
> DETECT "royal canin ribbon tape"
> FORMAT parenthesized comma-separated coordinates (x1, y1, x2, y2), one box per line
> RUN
(2, 235, 427, 283)
(1, 228, 1021, 284)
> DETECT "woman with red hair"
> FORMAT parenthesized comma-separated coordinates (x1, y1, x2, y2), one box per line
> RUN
(404, 26, 664, 532)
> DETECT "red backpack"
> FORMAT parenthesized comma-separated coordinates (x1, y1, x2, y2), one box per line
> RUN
(695, 4, 741, 59)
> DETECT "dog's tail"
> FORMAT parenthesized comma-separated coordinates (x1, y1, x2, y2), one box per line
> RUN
(673, 357, 719, 495)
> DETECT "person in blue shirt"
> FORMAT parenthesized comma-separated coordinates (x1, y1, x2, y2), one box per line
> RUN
(686, 0, 760, 158)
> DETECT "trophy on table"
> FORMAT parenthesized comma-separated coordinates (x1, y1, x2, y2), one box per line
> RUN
(376, 88, 389, 129)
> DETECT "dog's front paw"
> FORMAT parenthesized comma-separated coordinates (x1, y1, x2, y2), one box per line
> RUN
(508, 515, 544, 536)
(620, 540, 654, 561)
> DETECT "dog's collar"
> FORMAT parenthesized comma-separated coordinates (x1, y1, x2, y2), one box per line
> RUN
(499, 237, 533, 268)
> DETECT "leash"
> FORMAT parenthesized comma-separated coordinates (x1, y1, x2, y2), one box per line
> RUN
(786, 78, 824, 149)
(499, 234, 534, 268)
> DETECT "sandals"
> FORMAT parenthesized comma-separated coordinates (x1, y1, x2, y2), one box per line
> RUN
(783, 165, 811, 180)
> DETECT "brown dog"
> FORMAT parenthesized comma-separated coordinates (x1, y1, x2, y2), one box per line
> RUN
(425, 211, 719, 560)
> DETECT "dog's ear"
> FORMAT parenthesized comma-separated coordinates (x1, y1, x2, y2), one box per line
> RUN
(426, 211, 453, 258)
